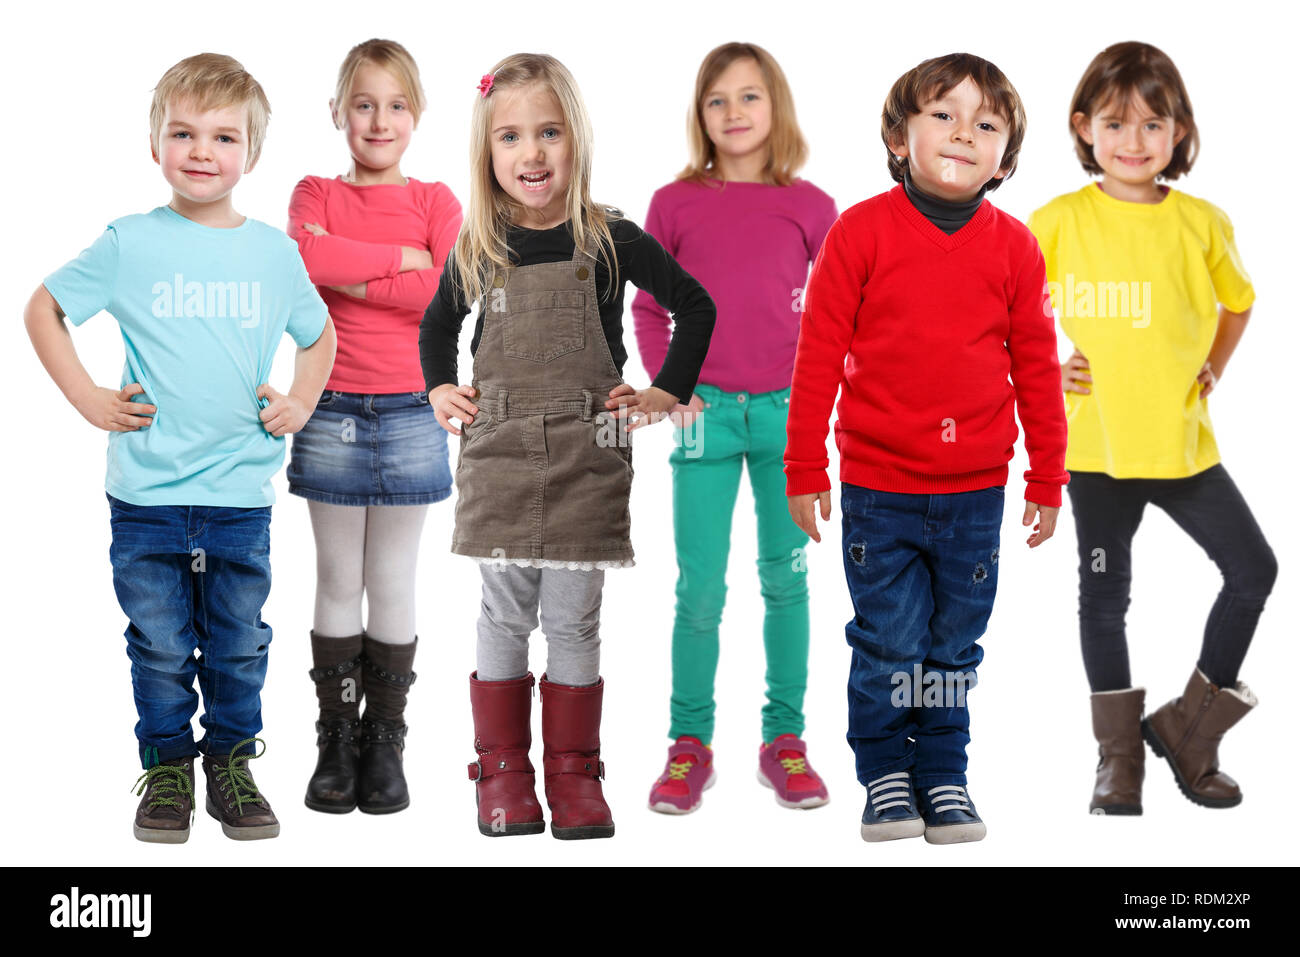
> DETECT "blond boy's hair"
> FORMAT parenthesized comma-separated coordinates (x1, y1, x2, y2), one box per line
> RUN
(332, 38, 427, 128)
(453, 53, 619, 309)
(149, 53, 271, 168)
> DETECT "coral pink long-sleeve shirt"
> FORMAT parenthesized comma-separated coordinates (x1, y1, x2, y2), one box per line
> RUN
(287, 175, 462, 392)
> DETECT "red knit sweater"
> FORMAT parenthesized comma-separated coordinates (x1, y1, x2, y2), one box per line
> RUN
(784, 184, 1068, 507)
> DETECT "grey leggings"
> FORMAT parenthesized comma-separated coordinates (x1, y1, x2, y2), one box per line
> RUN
(476, 565, 604, 686)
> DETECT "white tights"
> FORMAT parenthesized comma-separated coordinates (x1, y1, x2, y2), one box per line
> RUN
(307, 501, 427, 645)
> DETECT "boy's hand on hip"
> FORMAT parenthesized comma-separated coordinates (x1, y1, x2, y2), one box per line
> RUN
(75, 383, 155, 432)
(1023, 502, 1059, 548)
(788, 491, 831, 543)
(257, 384, 312, 437)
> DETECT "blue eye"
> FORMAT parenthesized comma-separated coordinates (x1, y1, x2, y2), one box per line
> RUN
(502, 132, 517, 143)
(173, 131, 190, 139)
(218, 135, 235, 143)
(743, 93, 759, 102)
(542, 128, 559, 139)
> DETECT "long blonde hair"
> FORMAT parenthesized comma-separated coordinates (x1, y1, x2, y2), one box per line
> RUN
(678, 42, 808, 186)
(452, 53, 619, 307)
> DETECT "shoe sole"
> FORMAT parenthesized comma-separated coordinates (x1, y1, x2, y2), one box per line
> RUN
(755, 767, 829, 809)
(923, 821, 987, 845)
(1090, 804, 1142, 816)
(1141, 718, 1242, 809)
(133, 824, 190, 844)
(304, 795, 357, 814)
(551, 823, 615, 840)
(205, 796, 281, 840)
(477, 819, 546, 837)
(859, 818, 926, 842)
(357, 799, 410, 815)
(648, 768, 717, 815)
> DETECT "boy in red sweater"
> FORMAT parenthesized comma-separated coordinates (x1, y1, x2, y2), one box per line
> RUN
(785, 53, 1067, 844)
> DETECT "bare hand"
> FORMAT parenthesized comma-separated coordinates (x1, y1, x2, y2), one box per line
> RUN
(788, 491, 832, 543)
(302, 222, 328, 237)
(256, 384, 312, 437)
(74, 383, 156, 432)
(605, 384, 679, 431)
(1062, 349, 1092, 395)
(400, 247, 434, 272)
(1023, 502, 1059, 548)
(432, 383, 478, 436)
(1197, 360, 1217, 399)
(671, 393, 706, 428)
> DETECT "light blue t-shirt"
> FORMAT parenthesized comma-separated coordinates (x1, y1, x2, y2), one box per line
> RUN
(44, 205, 329, 507)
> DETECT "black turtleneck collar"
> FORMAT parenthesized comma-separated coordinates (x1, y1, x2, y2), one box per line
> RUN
(903, 168, 988, 235)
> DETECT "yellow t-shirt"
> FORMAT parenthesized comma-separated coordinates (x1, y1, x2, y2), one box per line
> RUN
(1027, 184, 1255, 478)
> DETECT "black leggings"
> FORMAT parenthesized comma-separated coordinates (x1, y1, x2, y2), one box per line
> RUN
(1066, 465, 1277, 692)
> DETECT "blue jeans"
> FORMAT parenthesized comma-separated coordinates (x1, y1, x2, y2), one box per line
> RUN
(107, 493, 273, 768)
(840, 483, 1003, 789)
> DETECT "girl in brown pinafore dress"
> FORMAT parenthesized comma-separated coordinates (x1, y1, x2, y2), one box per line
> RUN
(418, 54, 716, 840)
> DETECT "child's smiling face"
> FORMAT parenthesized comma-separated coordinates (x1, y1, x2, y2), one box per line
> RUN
(334, 62, 415, 176)
(893, 77, 1010, 202)
(1072, 93, 1185, 188)
(490, 83, 572, 229)
(701, 56, 772, 171)
(153, 98, 252, 207)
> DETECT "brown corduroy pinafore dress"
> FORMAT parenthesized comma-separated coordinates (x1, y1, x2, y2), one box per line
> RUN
(452, 243, 634, 568)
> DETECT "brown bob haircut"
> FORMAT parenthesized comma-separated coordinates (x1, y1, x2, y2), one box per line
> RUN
(1069, 41, 1198, 180)
(880, 52, 1026, 192)
(679, 42, 809, 186)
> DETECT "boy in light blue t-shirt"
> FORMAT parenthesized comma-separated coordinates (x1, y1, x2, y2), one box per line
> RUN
(25, 53, 336, 844)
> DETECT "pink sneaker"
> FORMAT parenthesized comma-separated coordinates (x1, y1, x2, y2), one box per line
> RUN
(648, 737, 716, 815)
(757, 734, 829, 809)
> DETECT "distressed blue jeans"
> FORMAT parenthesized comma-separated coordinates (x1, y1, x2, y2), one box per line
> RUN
(840, 483, 1004, 789)
(107, 493, 273, 767)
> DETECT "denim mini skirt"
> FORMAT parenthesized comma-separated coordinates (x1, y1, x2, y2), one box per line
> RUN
(288, 391, 453, 507)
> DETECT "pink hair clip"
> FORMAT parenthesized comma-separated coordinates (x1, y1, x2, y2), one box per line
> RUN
(477, 73, 495, 98)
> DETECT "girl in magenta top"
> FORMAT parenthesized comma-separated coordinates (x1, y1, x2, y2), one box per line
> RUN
(285, 39, 463, 816)
(633, 42, 839, 816)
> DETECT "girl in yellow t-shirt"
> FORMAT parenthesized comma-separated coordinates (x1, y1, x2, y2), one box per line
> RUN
(1028, 41, 1276, 818)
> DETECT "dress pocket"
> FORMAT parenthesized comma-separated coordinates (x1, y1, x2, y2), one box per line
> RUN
(501, 290, 586, 362)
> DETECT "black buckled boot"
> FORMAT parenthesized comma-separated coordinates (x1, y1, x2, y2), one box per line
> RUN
(358, 635, 417, 814)
(305, 631, 364, 814)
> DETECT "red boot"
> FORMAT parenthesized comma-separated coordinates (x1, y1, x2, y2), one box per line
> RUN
(467, 672, 545, 837)
(540, 674, 615, 840)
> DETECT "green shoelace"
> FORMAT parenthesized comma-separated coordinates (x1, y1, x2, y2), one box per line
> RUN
(211, 737, 268, 817)
(133, 762, 195, 819)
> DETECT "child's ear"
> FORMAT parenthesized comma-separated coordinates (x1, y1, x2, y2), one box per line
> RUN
(329, 97, 341, 130)
(1172, 122, 1188, 147)
(150, 133, 159, 165)
(1070, 111, 1094, 145)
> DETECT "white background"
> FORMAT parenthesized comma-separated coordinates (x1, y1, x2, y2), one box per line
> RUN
(4, 0, 1295, 867)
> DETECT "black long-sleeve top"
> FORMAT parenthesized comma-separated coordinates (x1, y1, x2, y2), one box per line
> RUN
(419, 216, 716, 402)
